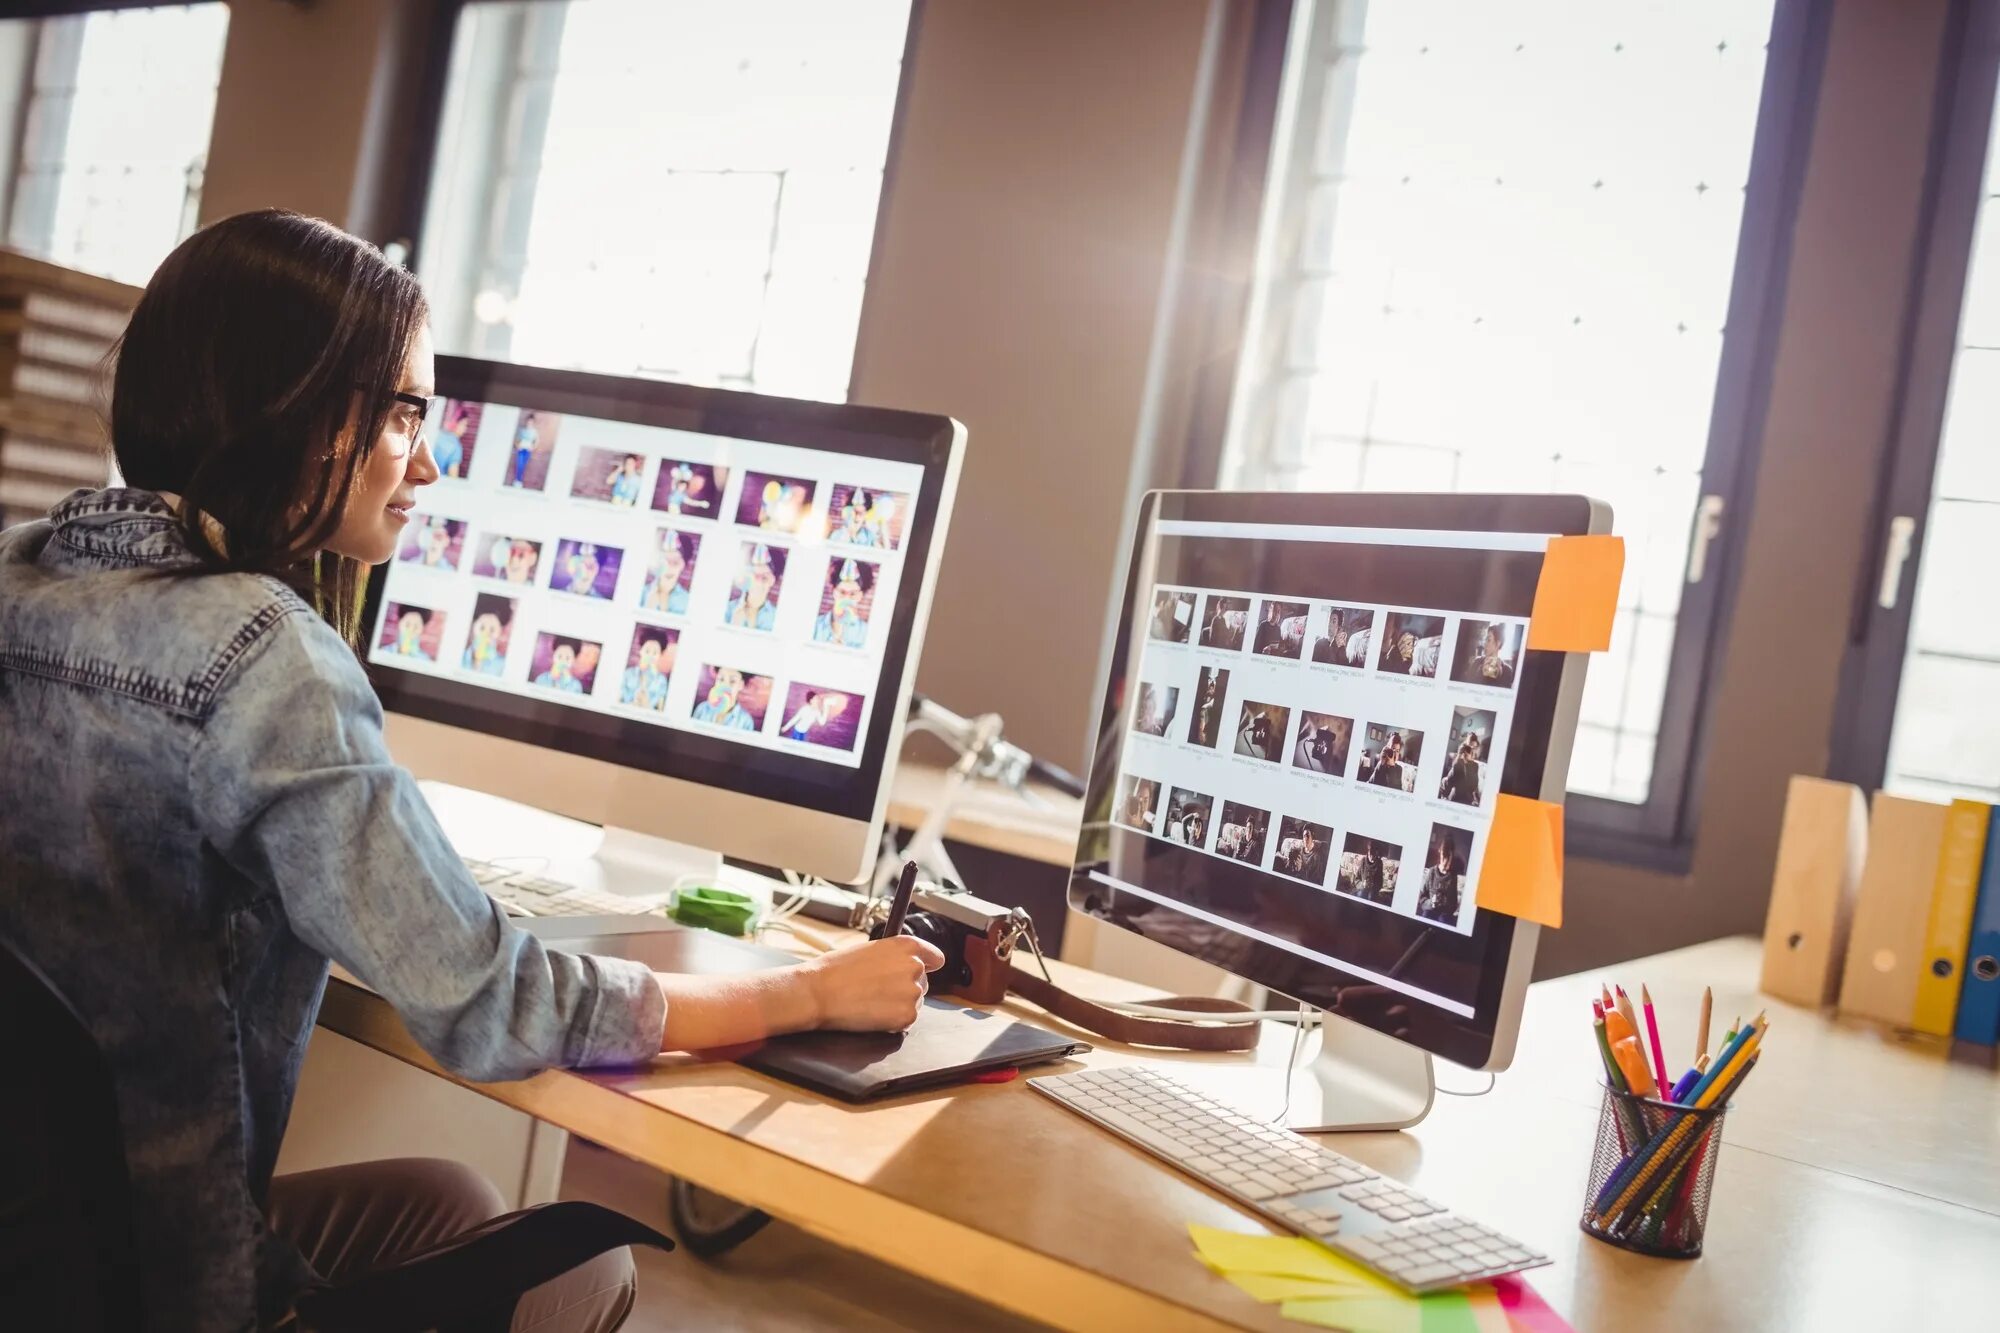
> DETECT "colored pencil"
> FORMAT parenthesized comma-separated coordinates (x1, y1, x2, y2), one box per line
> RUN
(1641, 985, 1670, 1097)
(1614, 985, 1640, 1048)
(1592, 1001, 1625, 1089)
(1696, 986, 1712, 1062)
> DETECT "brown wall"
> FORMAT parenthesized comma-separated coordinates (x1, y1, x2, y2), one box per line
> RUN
(1541, 0, 1954, 977)
(848, 0, 1218, 768)
(200, 0, 429, 232)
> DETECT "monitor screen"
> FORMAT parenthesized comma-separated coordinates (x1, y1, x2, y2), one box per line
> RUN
(1072, 491, 1594, 1068)
(363, 357, 956, 824)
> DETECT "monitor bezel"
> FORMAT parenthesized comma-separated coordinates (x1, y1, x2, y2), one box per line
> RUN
(1067, 489, 1603, 1071)
(362, 355, 961, 831)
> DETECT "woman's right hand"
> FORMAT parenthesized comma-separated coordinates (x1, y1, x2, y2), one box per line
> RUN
(801, 934, 947, 1032)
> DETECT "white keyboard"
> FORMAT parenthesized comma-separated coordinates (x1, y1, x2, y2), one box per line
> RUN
(461, 858, 671, 918)
(1031, 1065, 1549, 1294)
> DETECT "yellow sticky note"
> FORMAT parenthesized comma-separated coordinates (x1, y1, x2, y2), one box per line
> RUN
(1221, 1270, 1383, 1303)
(1189, 1225, 1390, 1286)
(1281, 1295, 1424, 1333)
(1476, 795, 1565, 928)
(1526, 534, 1624, 652)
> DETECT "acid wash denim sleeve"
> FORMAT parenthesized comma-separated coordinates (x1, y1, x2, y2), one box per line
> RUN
(190, 607, 667, 1082)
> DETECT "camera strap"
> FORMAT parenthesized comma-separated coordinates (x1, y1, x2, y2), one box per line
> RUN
(1004, 964, 1262, 1053)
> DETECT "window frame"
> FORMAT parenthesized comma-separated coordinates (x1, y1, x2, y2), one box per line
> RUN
(1828, 0, 2000, 794)
(1207, 0, 1835, 869)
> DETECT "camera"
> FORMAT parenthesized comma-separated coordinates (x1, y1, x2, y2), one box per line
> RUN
(866, 882, 1032, 1005)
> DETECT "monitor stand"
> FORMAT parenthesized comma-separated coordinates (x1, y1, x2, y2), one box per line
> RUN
(1177, 1007, 1436, 1133)
(1280, 1009, 1436, 1133)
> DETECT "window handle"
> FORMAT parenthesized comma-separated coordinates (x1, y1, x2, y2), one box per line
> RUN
(1684, 494, 1725, 585)
(1876, 515, 1917, 610)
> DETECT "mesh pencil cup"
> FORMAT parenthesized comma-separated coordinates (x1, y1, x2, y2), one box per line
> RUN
(1578, 1083, 1728, 1259)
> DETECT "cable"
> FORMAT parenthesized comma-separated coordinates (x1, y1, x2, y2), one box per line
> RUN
(1436, 1071, 1497, 1098)
(1272, 1000, 1319, 1126)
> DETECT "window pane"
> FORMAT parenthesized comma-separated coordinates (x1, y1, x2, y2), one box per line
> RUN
(1225, 0, 1778, 805)
(419, 0, 910, 403)
(1883, 83, 2000, 805)
(2, 4, 228, 286)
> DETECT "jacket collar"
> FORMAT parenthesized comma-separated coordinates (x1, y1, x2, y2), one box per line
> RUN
(47, 487, 202, 569)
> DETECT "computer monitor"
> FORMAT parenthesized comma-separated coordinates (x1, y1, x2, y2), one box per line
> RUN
(1070, 491, 1608, 1130)
(363, 355, 964, 885)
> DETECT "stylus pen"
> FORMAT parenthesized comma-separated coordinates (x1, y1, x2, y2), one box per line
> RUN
(882, 859, 920, 936)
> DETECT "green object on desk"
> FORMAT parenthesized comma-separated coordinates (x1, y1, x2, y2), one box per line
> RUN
(668, 885, 757, 937)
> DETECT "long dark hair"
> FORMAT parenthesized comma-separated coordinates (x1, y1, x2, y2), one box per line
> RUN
(110, 209, 428, 640)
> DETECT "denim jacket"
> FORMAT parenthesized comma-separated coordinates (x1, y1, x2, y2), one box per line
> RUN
(0, 489, 666, 1331)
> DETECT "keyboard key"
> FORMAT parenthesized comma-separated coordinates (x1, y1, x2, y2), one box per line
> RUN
(1401, 1264, 1455, 1286)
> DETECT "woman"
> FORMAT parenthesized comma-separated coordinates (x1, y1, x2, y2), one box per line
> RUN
(724, 544, 782, 631)
(1419, 838, 1461, 923)
(642, 530, 693, 614)
(0, 211, 940, 1333)
(1441, 731, 1483, 806)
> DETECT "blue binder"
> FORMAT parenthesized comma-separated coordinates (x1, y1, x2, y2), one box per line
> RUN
(1952, 813, 2000, 1049)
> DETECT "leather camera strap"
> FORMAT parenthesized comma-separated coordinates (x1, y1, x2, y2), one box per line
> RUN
(1006, 964, 1262, 1052)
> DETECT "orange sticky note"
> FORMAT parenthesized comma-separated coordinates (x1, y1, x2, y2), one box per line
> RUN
(1477, 795, 1565, 928)
(1526, 534, 1625, 652)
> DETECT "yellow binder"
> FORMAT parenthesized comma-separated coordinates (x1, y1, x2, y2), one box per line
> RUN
(1913, 799, 1992, 1037)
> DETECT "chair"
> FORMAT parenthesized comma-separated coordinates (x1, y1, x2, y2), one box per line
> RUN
(0, 932, 672, 1332)
(0, 930, 144, 1330)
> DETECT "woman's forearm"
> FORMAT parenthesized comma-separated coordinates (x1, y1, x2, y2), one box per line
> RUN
(653, 967, 821, 1051)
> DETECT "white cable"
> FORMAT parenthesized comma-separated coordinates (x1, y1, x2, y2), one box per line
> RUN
(1436, 1071, 1497, 1097)
(1272, 1001, 1321, 1126)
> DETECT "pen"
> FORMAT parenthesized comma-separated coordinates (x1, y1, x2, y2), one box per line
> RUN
(881, 858, 920, 937)
(1641, 985, 1670, 1098)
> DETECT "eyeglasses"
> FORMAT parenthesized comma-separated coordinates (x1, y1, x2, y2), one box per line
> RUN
(378, 390, 435, 458)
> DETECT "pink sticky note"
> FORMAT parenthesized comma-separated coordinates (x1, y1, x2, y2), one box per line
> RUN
(1494, 1275, 1574, 1333)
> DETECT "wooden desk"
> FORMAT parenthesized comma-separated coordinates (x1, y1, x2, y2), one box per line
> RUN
(316, 934, 2000, 1332)
(886, 758, 1083, 868)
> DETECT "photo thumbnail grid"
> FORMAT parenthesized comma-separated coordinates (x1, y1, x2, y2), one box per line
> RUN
(366, 396, 925, 767)
(1121, 580, 1528, 933)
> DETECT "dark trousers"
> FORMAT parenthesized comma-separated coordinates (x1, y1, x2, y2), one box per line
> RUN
(268, 1158, 636, 1332)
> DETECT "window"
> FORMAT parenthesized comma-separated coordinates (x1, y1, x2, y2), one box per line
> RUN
(1878, 75, 2000, 804)
(1222, 0, 1798, 843)
(418, 0, 912, 403)
(1, 3, 229, 287)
